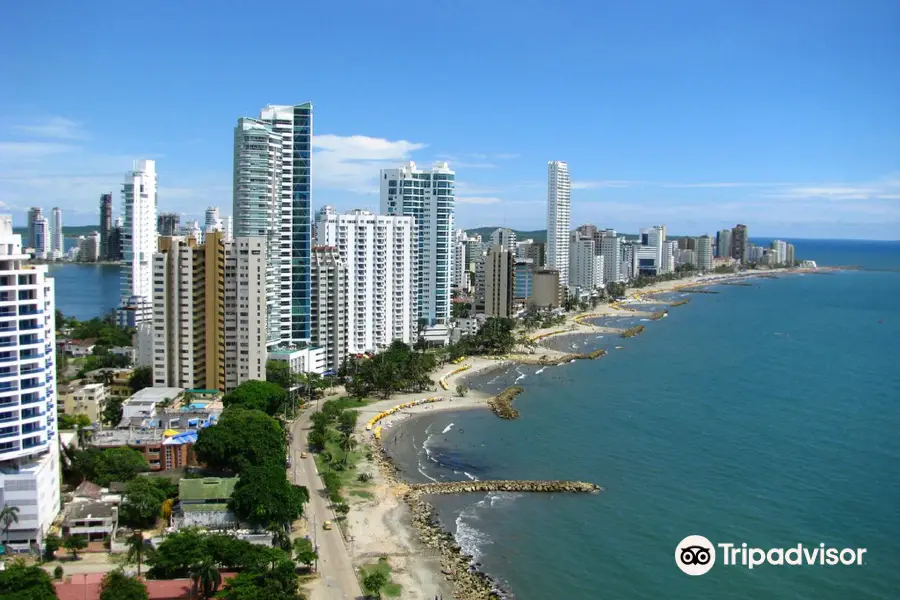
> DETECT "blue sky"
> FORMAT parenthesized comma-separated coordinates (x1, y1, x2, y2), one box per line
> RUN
(1, 0, 898, 239)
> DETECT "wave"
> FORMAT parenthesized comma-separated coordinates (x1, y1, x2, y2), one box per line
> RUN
(455, 508, 491, 561)
(535, 366, 546, 375)
(442, 422, 455, 434)
(514, 373, 526, 384)
(640, 318, 650, 322)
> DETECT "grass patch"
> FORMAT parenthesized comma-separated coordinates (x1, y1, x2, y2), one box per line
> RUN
(349, 490, 374, 499)
(360, 558, 402, 598)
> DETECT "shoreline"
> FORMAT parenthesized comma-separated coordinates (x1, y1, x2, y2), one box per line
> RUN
(343, 266, 816, 598)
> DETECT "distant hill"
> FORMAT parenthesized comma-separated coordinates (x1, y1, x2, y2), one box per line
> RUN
(465, 228, 548, 243)
(14, 225, 99, 238)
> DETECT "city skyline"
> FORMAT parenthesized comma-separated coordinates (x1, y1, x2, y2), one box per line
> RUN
(2, 2, 899, 239)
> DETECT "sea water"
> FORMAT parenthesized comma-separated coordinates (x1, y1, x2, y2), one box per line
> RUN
(388, 240, 900, 599)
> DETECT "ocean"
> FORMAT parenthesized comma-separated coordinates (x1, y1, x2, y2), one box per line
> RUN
(47, 263, 121, 321)
(385, 239, 900, 599)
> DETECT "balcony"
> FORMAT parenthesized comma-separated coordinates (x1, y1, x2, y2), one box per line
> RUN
(21, 392, 41, 405)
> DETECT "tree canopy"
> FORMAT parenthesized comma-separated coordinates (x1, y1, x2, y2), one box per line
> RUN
(194, 407, 286, 473)
(119, 477, 177, 528)
(265, 360, 294, 392)
(453, 317, 516, 356)
(343, 341, 435, 399)
(71, 446, 149, 486)
(229, 463, 308, 527)
(69, 316, 133, 348)
(0, 560, 57, 600)
(219, 559, 305, 600)
(223, 380, 289, 416)
(129, 366, 152, 394)
(147, 529, 289, 579)
(99, 570, 149, 600)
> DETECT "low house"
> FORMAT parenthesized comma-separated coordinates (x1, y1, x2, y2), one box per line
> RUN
(174, 476, 239, 529)
(62, 501, 118, 543)
(84, 367, 134, 399)
(121, 387, 183, 421)
(63, 338, 97, 357)
(61, 382, 108, 423)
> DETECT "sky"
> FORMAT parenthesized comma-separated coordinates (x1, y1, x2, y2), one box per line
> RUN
(1, 0, 898, 239)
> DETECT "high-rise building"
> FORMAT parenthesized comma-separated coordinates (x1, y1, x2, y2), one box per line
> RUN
(484, 245, 515, 318)
(107, 217, 123, 262)
(311, 246, 348, 372)
(716, 229, 732, 258)
(380, 161, 455, 326)
(31, 215, 50, 259)
(697, 235, 713, 271)
(453, 238, 470, 292)
(677, 237, 697, 251)
(663, 240, 677, 274)
(316, 208, 416, 353)
(514, 259, 534, 301)
(258, 103, 313, 345)
(233, 117, 283, 347)
(99, 193, 113, 260)
(26, 207, 42, 249)
(204, 207, 222, 233)
(119, 160, 158, 327)
(0, 216, 60, 548)
(49, 207, 63, 257)
(731, 224, 749, 263)
(157, 213, 180, 237)
(640, 226, 667, 272)
(77, 232, 101, 262)
(221, 216, 233, 242)
(531, 269, 561, 309)
(547, 161, 571, 287)
(150, 232, 268, 392)
(489, 228, 517, 253)
(786, 243, 795, 266)
(569, 232, 604, 291)
(598, 229, 622, 284)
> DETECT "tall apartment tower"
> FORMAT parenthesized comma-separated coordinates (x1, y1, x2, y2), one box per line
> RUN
(151, 232, 268, 392)
(119, 159, 158, 327)
(31, 215, 50, 259)
(26, 207, 42, 249)
(257, 103, 313, 345)
(484, 245, 515, 318)
(311, 246, 348, 372)
(204, 207, 222, 233)
(489, 228, 517, 253)
(316, 208, 416, 353)
(380, 161, 455, 327)
(99, 193, 113, 260)
(233, 117, 284, 346)
(731, 224, 749, 263)
(598, 229, 622, 284)
(716, 229, 732, 259)
(547, 161, 571, 288)
(697, 234, 713, 271)
(49, 208, 63, 257)
(569, 232, 604, 291)
(0, 216, 60, 548)
(157, 213, 180, 237)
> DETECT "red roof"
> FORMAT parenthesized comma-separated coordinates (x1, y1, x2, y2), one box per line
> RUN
(55, 572, 237, 600)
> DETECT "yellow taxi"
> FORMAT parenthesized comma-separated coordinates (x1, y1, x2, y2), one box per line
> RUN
(323, 520, 332, 530)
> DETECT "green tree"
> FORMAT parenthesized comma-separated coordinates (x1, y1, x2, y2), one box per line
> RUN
(102, 397, 125, 427)
(363, 570, 389, 599)
(292, 537, 318, 571)
(223, 380, 289, 416)
(119, 477, 175, 528)
(43, 532, 62, 561)
(219, 559, 304, 600)
(337, 410, 358, 435)
(0, 559, 58, 600)
(194, 407, 286, 473)
(63, 535, 88, 560)
(265, 360, 294, 391)
(99, 570, 149, 600)
(190, 559, 222, 600)
(229, 463, 309, 527)
(58, 413, 92, 430)
(125, 531, 147, 576)
(456, 383, 469, 397)
(333, 502, 350, 518)
(1, 503, 20, 545)
(146, 528, 207, 579)
(128, 366, 152, 394)
(78, 447, 149, 486)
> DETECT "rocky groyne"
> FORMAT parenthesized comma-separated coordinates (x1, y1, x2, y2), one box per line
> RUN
(511, 347, 607, 367)
(621, 324, 646, 338)
(649, 310, 667, 320)
(408, 479, 602, 497)
(488, 386, 524, 419)
(670, 298, 690, 307)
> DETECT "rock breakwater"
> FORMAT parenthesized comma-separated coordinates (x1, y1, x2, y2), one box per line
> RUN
(488, 386, 524, 419)
(408, 479, 602, 497)
(621, 324, 646, 338)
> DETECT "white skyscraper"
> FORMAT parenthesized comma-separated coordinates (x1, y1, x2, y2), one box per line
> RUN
(569, 232, 605, 292)
(31, 215, 50, 259)
(204, 206, 223, 233)
(598, 229, 622, 284)
(0, 216, 60, 549)
(316, 208, 416, 353)
(50, 207, 63, 257)
(489, 228, 517, 253)
(233, 117, 283, 346)
(119, 159, 158, 327)
(380, 161, 455, 326)
(547, 161, 571, 287)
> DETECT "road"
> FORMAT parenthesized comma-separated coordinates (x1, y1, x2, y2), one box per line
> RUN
(289, 410, 364, 600)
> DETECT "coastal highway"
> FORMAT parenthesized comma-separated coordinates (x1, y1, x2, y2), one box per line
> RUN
(289, 410, 364, 600)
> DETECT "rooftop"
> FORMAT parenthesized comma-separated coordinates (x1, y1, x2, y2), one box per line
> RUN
(64, 500, 117, 522)
(178, 476, 238, 501)
(127, 387, 184, 403)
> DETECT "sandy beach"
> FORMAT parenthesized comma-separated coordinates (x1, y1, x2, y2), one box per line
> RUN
(338, 267, 806, 598)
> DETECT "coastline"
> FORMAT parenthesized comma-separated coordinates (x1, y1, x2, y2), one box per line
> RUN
(342, 266, 817, 598)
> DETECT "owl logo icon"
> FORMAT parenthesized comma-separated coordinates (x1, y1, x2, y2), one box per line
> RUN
(676, 535, 716, 575)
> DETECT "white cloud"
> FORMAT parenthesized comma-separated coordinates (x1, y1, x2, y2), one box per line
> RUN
(0, 141, 77, 160)
(11, 117, 86, 140)
(662, 181, 785, 189)
(457, 196, 503, 205)
(313, 134, 427, 193)
(571, 180, 639, 190)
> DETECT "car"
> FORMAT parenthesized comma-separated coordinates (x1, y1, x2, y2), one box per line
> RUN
(323, 520, 332, 530)
(300, 452, 308, 459)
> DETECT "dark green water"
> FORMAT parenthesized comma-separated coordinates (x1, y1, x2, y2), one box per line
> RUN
(387, 260, 900, 598)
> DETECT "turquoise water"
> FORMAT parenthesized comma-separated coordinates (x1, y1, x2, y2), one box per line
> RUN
(388, 252, 900, 598)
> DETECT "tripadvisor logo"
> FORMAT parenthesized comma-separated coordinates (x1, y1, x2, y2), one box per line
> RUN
(675, 535, 867, 576)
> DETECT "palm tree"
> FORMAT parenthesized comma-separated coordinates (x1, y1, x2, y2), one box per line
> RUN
(125, 531, 145, 576)
(190, 559, 221, 600)
(99, 369, 115, 387)
(266, 522, 290, 551)
(1, 504, 20, 545)
(339, 432, 356, 467)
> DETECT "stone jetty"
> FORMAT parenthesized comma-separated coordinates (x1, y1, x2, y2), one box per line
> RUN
(488, 386, 523, 419)
(649, 310, 667, 320)
(670, 298, 690, 307)
(408, 479, 602, 497)
(681, 289, 719, 294)
(621, 324, 645, 338)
